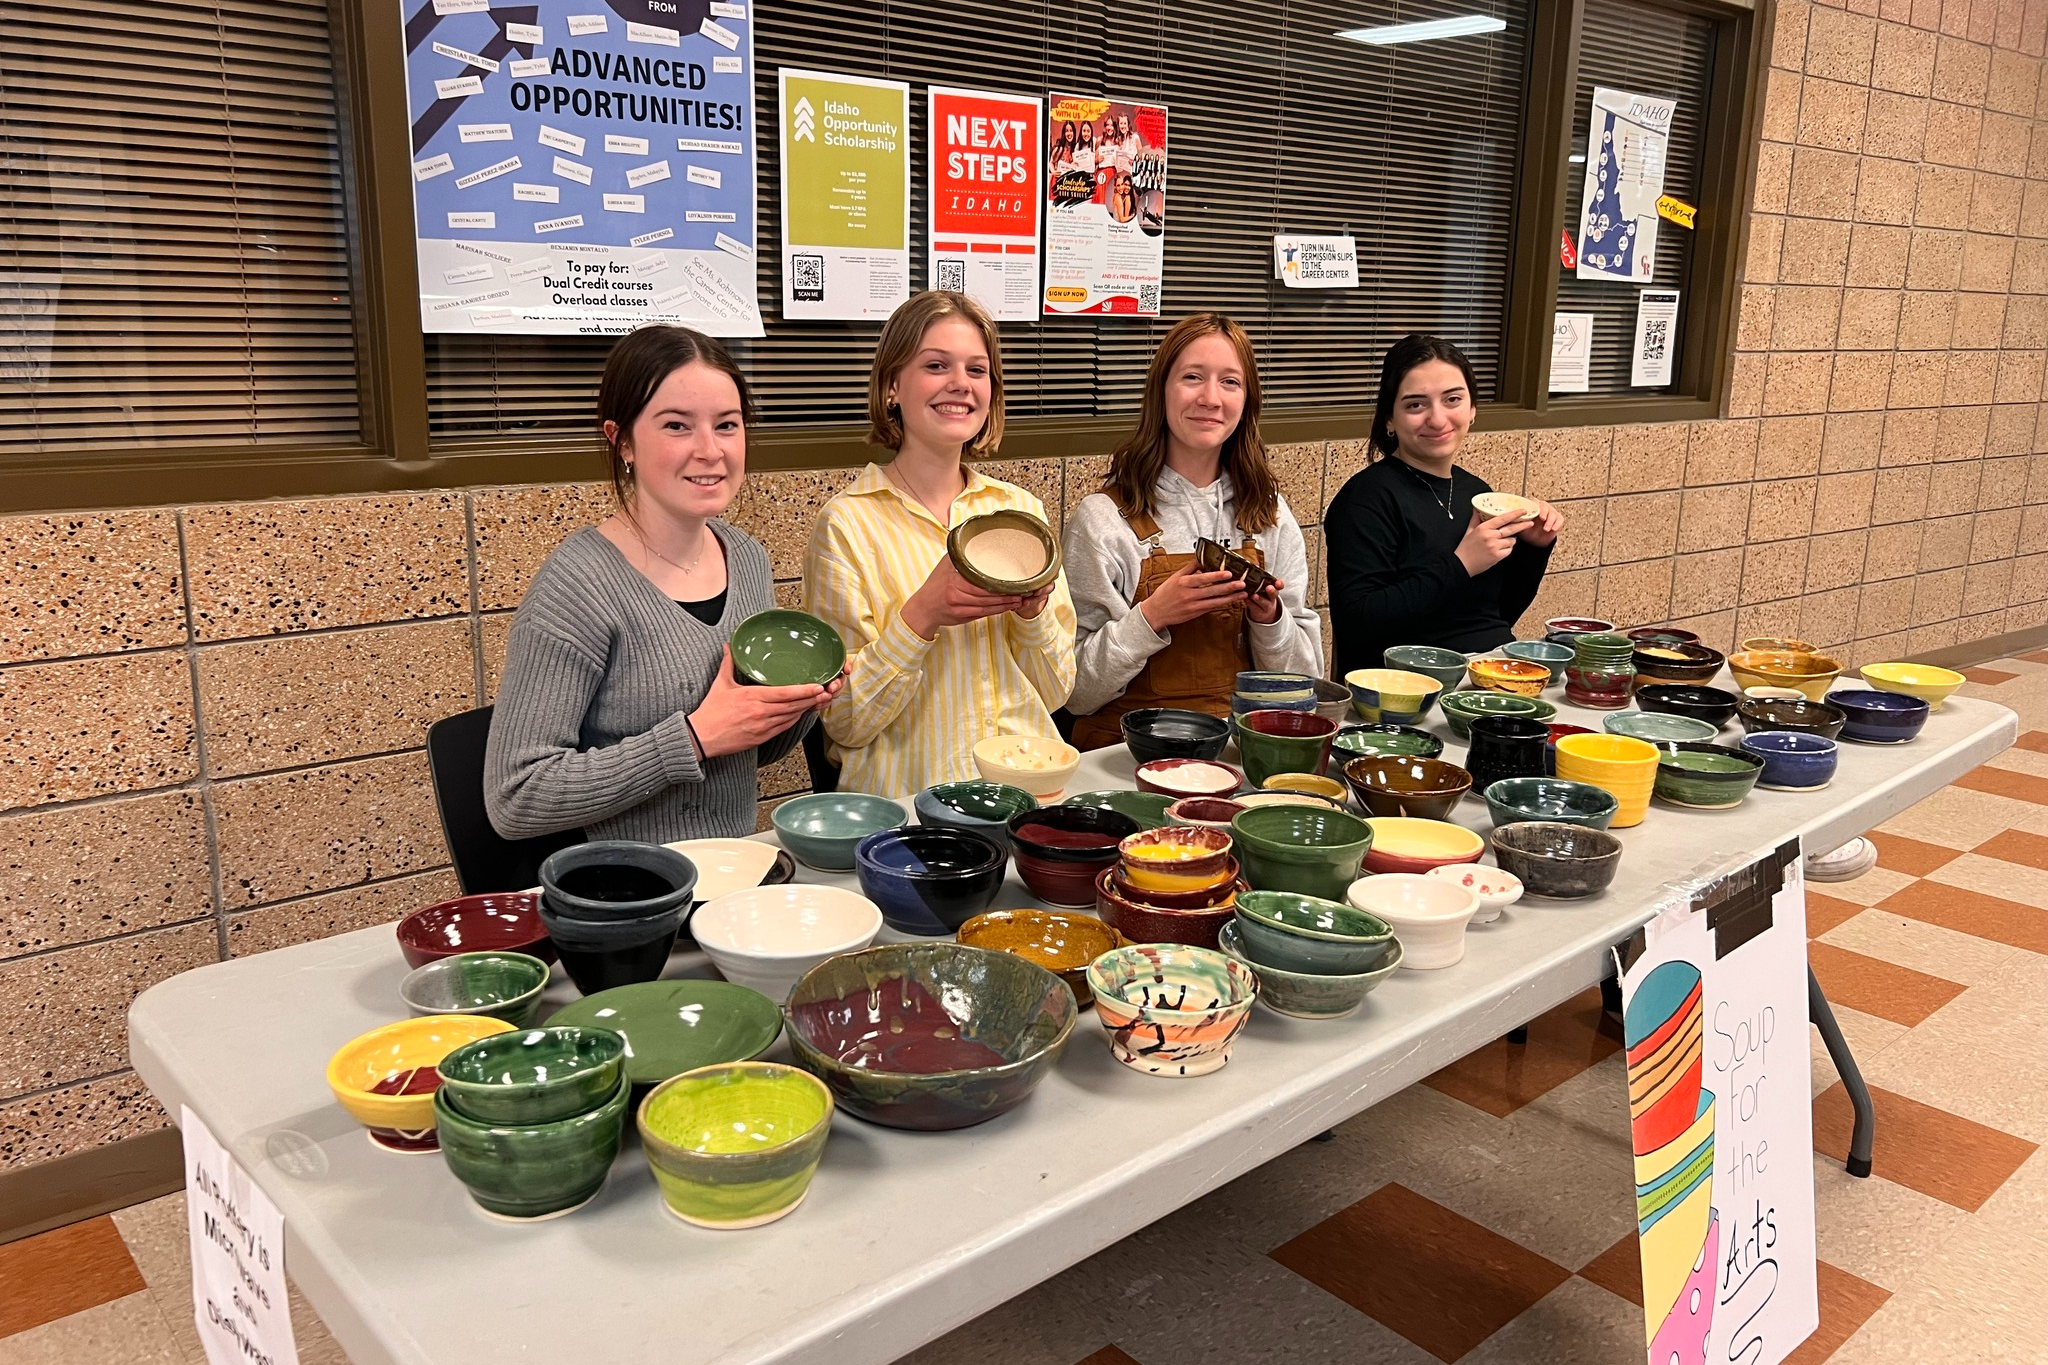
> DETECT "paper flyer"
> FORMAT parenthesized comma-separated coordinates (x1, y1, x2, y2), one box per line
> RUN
(1575, 86, 1675, 284)
(927, 86, 1042, 322)
(778, 69, 911, 321)
(1551, 312, 1594, 393)
(1042, 94, 1167, 316)
(1632, 289, 1682, 386)
(1273, 235, 1359, 289)
(399, 0, 763, 337)
(184, 1106, 301, 1365)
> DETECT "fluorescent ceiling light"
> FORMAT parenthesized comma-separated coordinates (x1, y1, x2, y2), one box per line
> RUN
(1568, 154, 1586, 163)
(1336, 14, 1507, 44)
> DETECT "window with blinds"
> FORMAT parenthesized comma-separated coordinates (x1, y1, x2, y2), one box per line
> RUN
(1555, 0, 1715, 396)
(426, 0, 1531, 443)
(0, 1, 359, 456)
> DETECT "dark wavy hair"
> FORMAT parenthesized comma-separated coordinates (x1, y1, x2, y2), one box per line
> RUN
(1371, 334, 1479, 456)
(597, 324, 757, 505)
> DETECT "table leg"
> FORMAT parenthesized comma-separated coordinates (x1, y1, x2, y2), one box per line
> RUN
(1810, 967, 1874, 1178)
(1506, 1025, 1529, 1045)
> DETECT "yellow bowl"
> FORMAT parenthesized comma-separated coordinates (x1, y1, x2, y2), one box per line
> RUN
(1261, 772, 1349, 805)
(326, 1014, 515, 1146)
(972, 734, 1081, 799)
(1361, 816, 1486, 873)
(1468, 657, 1550, 697)
(1861, 662, 1965, 710)
(1726, 650, 1841, 702)
(1553, 733, 1660, 828)
(1122, 859, 1237, 894)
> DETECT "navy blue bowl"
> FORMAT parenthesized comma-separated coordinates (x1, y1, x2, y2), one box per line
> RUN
(1828, 688, 1930, 744)
(1738, 731, 1839, 789)
(855, 826, 1008, 936)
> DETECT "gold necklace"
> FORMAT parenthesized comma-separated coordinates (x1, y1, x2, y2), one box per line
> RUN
(637, 526, 707, 576)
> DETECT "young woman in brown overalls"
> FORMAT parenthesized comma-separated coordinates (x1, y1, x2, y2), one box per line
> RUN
(1061, 314, 1324, 750)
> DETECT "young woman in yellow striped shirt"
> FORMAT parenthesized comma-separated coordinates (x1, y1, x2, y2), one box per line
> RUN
(802, 291, 1079, 797)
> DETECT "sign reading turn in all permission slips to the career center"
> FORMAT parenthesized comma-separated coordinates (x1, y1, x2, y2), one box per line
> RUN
(778, 70, 910, 320)
(927, 86, 1042, 322)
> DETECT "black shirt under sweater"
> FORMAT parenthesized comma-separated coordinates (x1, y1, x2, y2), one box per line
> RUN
(1323, 456, 1554, 681)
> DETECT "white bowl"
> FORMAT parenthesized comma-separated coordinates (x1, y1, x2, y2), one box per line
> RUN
(973, 734, 1081, 799)
(1425, 863, 1524, 925)
(689, 885, 884, 1004)
(1344, 873, 1480, 969)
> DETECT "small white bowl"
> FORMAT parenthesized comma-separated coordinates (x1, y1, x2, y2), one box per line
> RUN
(1425, 863, 1524, 925)
(1344, 873, 1480, 969)
(973, 734, 1081, 799)
(690, 884, 884, 1004)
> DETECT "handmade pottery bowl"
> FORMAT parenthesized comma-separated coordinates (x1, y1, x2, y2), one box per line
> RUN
(1383, 644, 1473, 694)
(1095, 867, 1245, 949)
(949, 508, 1062, 594)
(1628, 627, 1702, 647)
(1085, 943, 1257, 1077)
(1235, 670, 1318, 701)
(915, 781, 1035, 857)
(1604, 710, 1720, 745)
(1472, 490, 1541, 520)
(856, 826, 1008, 933)
(786, 943, 1075, 1129)
(1107, 860, 1242, 910)
(1861, 662, 1966, 710)
(637, 1062, 834, 1229)
(539, 841, 700, 925)
(398, 951, 550, 1026)
(1119, 707, 1233, 763)
(397, 892, 554, 969)
(1118, 825, 1235, 889)
(1007, 805, 1142, 908)
(1629, 642, 1727, 689)
(1735, 696, 1848, 740)
(1331, 725, 1445, 760)
(1344, 668, 1445, 725)
(1229, 803, 1375, 899)
(434, 1025, 628, 1126)
(1231, 690, 1316, 715)
(1652, 741, 1766, 809)
(1546, 722, 1597, 745)
(1439, 689, 1547, 741)
(1216, 920, 1401, 1019)
(1233, 791, 1340, 812)
(1426, 863, 1524, 924)
(1310, 677, 1355, 726)
(1738, 730, 1839, 790)
(690, 883, 885, 1004)
(534, 899, 686, 996)
(1552, 732, 1660, 828)
(1231, 888, 1394, 976)
(1544, 616, 1616, 649)
(1740, 636, 1817, 655)
(972, 734, 1082, 799)
(730, 609, 846, 688)
(327, 1014, 516, 1153)
(1743, 685, 1808, 701)
(1489, 821, 1624, 899)
(664, 838, 790, 904)
(1259, 771, 1351, 806)
(1062, 789, 1175, 829)
(1340, 755, 1473, 820)
(1234, 709, 1339, 785)
(1570, 631, 1637, 663)
(434, 1075, 630, 1221)
(1727, 650, 1842, 701)
(1481, 776, 1621, 830)
(1196, 538, 1276, 595)
(1464, 714, 1553, 793)
(1359, 816, 1486, 874)
(547, 980, 783, 1090)
(1165, 796, 1247, 831)
(1467, 657, 1551, 697)
(1135, 757, 1246, 800)
(1502, 639, 1575, 684)
(1828, 688, 1931, 743)
(1344, 873, 1480, 970)
(1563, 665, 1636, 709)
(957, 909, 1124, 1007)
(772, 792, 909, 871)
(1635, 684, 1742, 730)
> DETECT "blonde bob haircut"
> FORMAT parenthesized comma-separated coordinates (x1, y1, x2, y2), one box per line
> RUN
(866, 289, 1006, 457)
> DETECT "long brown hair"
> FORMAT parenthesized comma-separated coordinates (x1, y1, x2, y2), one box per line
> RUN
(1103, 313, 1279, 533)
(866, 290, 1006, 457)
(596, 324, 757, 506)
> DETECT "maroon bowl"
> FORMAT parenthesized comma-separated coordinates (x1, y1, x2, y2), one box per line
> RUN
(1108, 858, 1242, 910)
(395, 893, 555, 969)
(1165, 797, 1246, 829)
(1547, 723, 1596, 743)
(1095, 867, 1244, 950)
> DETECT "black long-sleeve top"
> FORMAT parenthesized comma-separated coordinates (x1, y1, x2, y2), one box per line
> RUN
(1323, 456, 1555, 680)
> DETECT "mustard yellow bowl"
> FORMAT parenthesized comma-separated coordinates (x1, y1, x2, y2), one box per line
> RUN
(1260, 772, 1350, 806)
(1726, 650, 1841, 702)
(326, 1014, 516, 1153)
(1468, 657, 1551, 697)
(1860, 662, 1965, 710)
(1553, 732, 1660, 829)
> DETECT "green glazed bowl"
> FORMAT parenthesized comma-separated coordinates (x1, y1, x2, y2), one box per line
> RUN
(1439, 691, 1550, 741)
(1232, 888, 1393, 975)
(1333, 725, 1445, 761)
(397, 951, 550, 1026)
(916, 780, 1039, 854)
(638, 1062, 834, 1229)
(1382, 645, 1471, 695)
(547, 980, 783, 1089)
(1063, 788, 1175, 829)
(435, 1025, 627, 1125)
(730, 609, 846, 687)
(772, 792, 908, 871)
(1652, 742, 1765, 809)
(1228, 804, 1374, 901)
(434, 1075, 630, 1221)
(1605, 711, 1720, 745)
(1482, 776, 1620, 829)
(1232, 710, 1338, 786)
(1218, 920, 1403, 1018)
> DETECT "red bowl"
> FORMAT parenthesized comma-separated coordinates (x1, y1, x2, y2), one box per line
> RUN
(1108, 858, 1242, 910)
(1014, 845, 1120, 909)
(1094, 867, 1243, 950)
(395, 893, 555, 969)
(1547, 723, 1596, 743)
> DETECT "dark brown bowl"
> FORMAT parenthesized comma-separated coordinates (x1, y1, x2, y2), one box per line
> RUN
(1636, 684, 1742, 729)
(1736, 696, 1849, 740)
(1340, 755, 1473, 820)
(1194, 537, 1276, 595)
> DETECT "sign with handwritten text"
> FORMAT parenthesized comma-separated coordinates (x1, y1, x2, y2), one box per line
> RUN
(184, 1105, 300, 1365)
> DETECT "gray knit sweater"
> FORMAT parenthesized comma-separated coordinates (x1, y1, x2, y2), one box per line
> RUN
(484, 524, 810, 843)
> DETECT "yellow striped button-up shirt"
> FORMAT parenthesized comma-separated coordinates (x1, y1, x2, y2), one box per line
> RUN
(802, 463, 1078, 797)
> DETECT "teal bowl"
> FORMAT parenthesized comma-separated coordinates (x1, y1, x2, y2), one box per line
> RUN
(1605, 711, 1720, 745)
(1652, 741, 1766, 809)
(1063, 789, 1175, 828)
(1503, 639, 1575, 685)
(772, 792, 908, 871)
(915, 780, 1039, 855)
(1481, 776, 1620, 829)
(1229, 804, 1374, 900)
(434, 1075, 630, 1220)
(1333, 725, 1445, 761)
(435, 1025, 627, 1125)
(1231, 888, 1393, 975)
(1217, 920, 1403, 1018)
(731, 609, 846, 687)
(1439, 691, 1553, 740)
(1382, 645, 1471, 694)
(397, 951, 550, 1026)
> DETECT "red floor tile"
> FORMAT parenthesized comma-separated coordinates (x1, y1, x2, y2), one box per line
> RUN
(1781, 1261, 1893, 1365)
(1807, 892, 1864, 938)
(1807, 941, 1966, 1027)
(1867, 831, 1961, 877)
(1270, 1183, 1570, 1363)
(1878, 879, 2048, 954)
(1574, 1232, 1643, 1306)
(1422, 988, 1623, 1118)
(1070, 1348, 1144, 1365)
(1972, 827, 2048, 872)
(2023, 651, 2048, 666)
(2014, 730, 2048, 754)
(1952, 763, 2048, 805)
(1813, 1083, 2039, 1210)
(1960, 667, 2018, 685)
(0, 1215, 147, 1338)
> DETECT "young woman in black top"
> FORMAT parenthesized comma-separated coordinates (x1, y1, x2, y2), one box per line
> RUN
(1324, 334, 1564, 679)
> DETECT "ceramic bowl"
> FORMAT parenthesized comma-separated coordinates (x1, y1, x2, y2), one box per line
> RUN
(1564, 665, 1636, 709)
(972, 734, 1082, 799)
(1233, 791, 1340, 812)
(1236, 670, 1318, 700)
(664, 838, 793, 904)
(1120, 707, 1233, 763)
(1552, 732, 1660, 829)
(1743, 685, 1809, 701)
(434, 1025, 628, 1125)
(1735, 696, 1848, 740)
(397, 892, 554, 969)
(1630, 642, 1727, 688)
(1232, 691, 1316, 715)
(1085, 943, 1257, 1077)
(1502, 639, 1575, 683)
(957, 909, 1124, 1007)
(1481, 776, 1620, 829)
(1738, 730, 1839, 790)
(326, 1014, 516, 1153)
(1135, 757, 1245, 800)
(1344, 873, 1481, 970)
(1195, 538, 1276, 595)
(771, 792, 909, 871)
(1472, 490, 1541, 520)
(1310, 677, 1354, 726)
(1463, 713, 1554, 792)
(1828, 688, 1931, 744)
(534, 899, 686, 996)
(1215, 920, 1401, 1019)
(1383, 644, 1473, 694)
(1062, 789, 1175, 828)
(1360, 816, 1486, 874)
(1571, 630, 1636, 660)
(1628, 627, 1702, 647)
(1344, 668, 1445, 725)
(856, 826, 1008, 933)
(1231, 888, 1394, 975)
(1489, 821, 1624, 899)
(539, 840, 699, 924)
(1331, 725, 1445, 760)
(1165, 796, 1247, 831)
(1260, 772, 1351, 806)
(786, 943, 1075, 1129)
(637, 1062, 834, 1229)
(914, 782, 1035, 857)
(434, 1075, 630, 1220)
(1230, 803, 1375, 899)
(1234, 709, 1339, 785)
(1118, 825, 1235, 887)
(547, 980, 784, 1089)
(1740, 636, 1817, 655)
(1604, 710, 1721, 745)
(1426, 863, 1524, 924)
(1008, 805, 1142, 909)
(398, 951, 550, 1026)
(1635, 684, 1742, 729)
(1727, 650, 1842, 701)
(1467, 657, 1550, 697)
(1544, 616, 1616, 649)
(1439, 689, 1547, 740)
(1095, 867, 1245, 949)
(690, 883, 885, 1004)
(1652, 741, 1766, 809)
(1861, 662, 1966, 710)
(949, 508, 1062, 594)
(1547, 722, 1596, 745)
(1341, 755, 1473, 820)
(729, 609, 846, 687)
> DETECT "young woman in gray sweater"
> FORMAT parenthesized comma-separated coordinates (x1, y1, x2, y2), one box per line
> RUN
(485, 326, 842, 843)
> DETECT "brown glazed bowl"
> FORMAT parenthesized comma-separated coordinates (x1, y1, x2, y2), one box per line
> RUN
(1629, 641, 1727, 688)
(1341, 756, 1474, 820)
(956, 910, 1125, 1008)
(1095, 867, 1244, 950)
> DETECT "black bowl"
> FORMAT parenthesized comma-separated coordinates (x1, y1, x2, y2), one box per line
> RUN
(1489, 821, 1623, 899)
(1635, 684, 1741, 729)
(1120, 707, 1232, 764)
(1006, 804, 1143, 864)
(855, 827, 1008, 936)
(1736, 696, 1848, 741)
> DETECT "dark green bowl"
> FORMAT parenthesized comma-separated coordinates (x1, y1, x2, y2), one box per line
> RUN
(1062, 788, 1175, 829)
(436, 1025, 627, 1125)
(1229, 804, 1374, 900)
(916, 780, 1039, 854)
(1333, 725, 1445, 761)
(1481, 777, 1619, 829)
(730, 609, 846, 687)
(1652, 741, 1765, 809)
(434, 1077, 630, 1221)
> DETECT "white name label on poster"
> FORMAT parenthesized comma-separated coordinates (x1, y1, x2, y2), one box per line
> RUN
(434, 0, 490, 12)
(508, 57, 549, 77)
(567, 13, 608, 35)
(627, 21, 680, 46)
(700, 17, 740, 48)
(506, 22, 543, 43)
(1632, 288, 1682, 387)
(413, 153, 455, 181)
(627, 160, 672, 187)
(1273, 234, 1358, 288)
(432, 41, 500, 73)
(183, 1106, 300, 1365)
(458, 123, 513, 143)
(606, 134, 650, 156)
(434, 76, 484, 99)
(1551, 312, 1594, 393)
(448, 211, 495, 228)
(537, 125, 586, 156)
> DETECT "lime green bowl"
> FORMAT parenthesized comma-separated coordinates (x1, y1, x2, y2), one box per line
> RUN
(637, 1062, 834, 1229)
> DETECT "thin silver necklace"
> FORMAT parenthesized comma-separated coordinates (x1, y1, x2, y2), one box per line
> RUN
(638, 525, 708, 576)
(1399, 461, 1458, 520)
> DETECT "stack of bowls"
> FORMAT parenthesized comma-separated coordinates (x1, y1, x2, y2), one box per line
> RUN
(1552, 733, 1660, 828)
(1341, 755, 1473, 819)
(1121, 707, 1232, 761)
(1360, 817, 1486, 873)
(1221, 889, 1401, 1016)
(1085, 943, 1258, 1074)
(1383, 644, 1473, 696)
(431, 1025, 631, 1220)
(1230, 803, 1375, 899)
(1332, 725, 1445, 760)
(914, 781, 1035, 857)
(1860, 662, 1965, 709)
(855, 826, 1008, 933)
(1439, 690, 1553, 741)
(1735, 695, 1847, 739)
(1636, 684, 1742, 730)
(1630, 641, 1726, 690)
(957, 909, 1125, 1007)
(1828, 688, 1931, 744)
(1467, 657, 1551, 697)
(1234, 709, 1339, 785)
(1006, 805, 1142, 909)
(537, 842, 700, 996)
(772, 793, 909, 871)
(1345, 873, 1481, 969)
(1565, 632, 1636, 709)
(1490, 821, 1624, 898)
(1344, 668, 1445, 724)
(1651, 741, 1766, 809)
(1482, 776, 1620, 829)
(637, 1062, 834, 1229)
(1233, 671, 1319, 714)
(1545, 616, 1617, 649)
(1726, 650, 1842, 701)
(690, 884, 884, 1004)
(1502, 639, 1575, 688)
(1096, 826, 1245, 949)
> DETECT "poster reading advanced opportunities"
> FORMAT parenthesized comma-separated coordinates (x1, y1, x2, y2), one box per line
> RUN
(401, 0, 763, 337)
(927, 86, 1041, 322)
(1042, 94, 1167, 316)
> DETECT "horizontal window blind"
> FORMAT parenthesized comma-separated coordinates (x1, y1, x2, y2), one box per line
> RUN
(0, 0, 359, 455)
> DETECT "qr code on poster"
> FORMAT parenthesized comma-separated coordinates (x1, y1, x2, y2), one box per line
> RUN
(1643, 317, 1669, 361)
(1137, 283, 1159, 312)
(936, 258, 965, 292)
(792, 253, 824, 302)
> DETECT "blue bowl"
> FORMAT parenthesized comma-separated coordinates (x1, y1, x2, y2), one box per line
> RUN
(854, 827, 1007, 936)
(1828, 688, 1930, 744)
(1233, 693, 1317, 714)
(1236, 671, 1318, 697)
(1502, 639, 1574, 684)
(1737, 731, 1839, 790)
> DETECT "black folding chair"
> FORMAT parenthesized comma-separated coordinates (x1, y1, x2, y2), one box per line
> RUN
(426, 706, 583, 894)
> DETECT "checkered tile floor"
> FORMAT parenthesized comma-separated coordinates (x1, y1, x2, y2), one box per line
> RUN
(8, 659, 2048, 1365)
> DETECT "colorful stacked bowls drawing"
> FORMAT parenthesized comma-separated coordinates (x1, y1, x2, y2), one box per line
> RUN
(1626, 961, 1717, 1354)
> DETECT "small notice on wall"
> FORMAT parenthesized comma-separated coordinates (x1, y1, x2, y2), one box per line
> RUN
(1576, 85, 1675, 283)
(184, 1105, 300, 1365)
(1273, 235, 1359, 288)
(1632, 289, 1682, 387)
(1551, 312, 1594, 393)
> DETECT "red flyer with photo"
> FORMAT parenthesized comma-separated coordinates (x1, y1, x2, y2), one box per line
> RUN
(927, 85, 1042, 322)
(1042, 92, 1166, 316)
